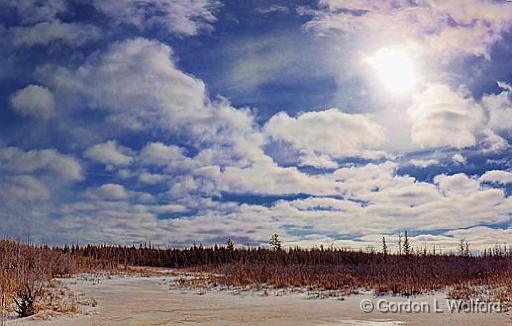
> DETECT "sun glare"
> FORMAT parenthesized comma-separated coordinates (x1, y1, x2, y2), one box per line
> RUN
(366, 48, 418, 94)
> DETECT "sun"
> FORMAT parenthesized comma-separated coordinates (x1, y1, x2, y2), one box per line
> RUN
(366, 48, 418, 94)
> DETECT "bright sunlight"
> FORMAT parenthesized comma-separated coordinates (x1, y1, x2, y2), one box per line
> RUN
(367, 48, 418, 94)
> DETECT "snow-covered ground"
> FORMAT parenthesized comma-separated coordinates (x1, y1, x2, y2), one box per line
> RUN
(5, 272, 510, 325)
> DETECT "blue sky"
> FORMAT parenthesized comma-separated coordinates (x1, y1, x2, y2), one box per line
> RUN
(2, 0, 512, 250)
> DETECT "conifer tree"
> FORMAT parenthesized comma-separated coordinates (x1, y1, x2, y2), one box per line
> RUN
(270, 234, 282, 251)
(403, 231, 411, 256)
(382, 236, 388, 255)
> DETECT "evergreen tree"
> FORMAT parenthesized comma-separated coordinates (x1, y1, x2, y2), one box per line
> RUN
(226, 238, 235, 251)
(382, 236, 388, 255)
(403, 231, 411, 256)
(270, 234, 282, 251)
(459, 239, 467, 256)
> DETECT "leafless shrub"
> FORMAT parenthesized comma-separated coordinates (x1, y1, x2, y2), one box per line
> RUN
(0, 241, 80, 320)
(4, 238, 512, 316)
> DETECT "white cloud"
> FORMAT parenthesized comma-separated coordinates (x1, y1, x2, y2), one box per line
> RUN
(403, 83, 512, 152)
(0, 146, 85, 234)
(304, 0, 512, 60)
(137, 171, 167, 185)
(150, 204, 188, 214)
(497, 81, 512, 92)
(447, 227, 512, 249)
(434, 173, 480, 196)
(482, 83, 512, 132)
(408, 84, 485, 149)
(9, 85, 55, 119)
(211, 161, 339, 196)
(409, 158, 439, 168)
(404, 82, 511, 152)
(266, 164, 512, 239)
(90, 184, 130, 201)
(0, 175, 50, 204)
(256, 5, 289, 15)
(480, 170, 512, 185)
(139, 142, 193, 171)
(3, 0, 100, 48)
(452, 153, 466, 165)
(36, 37, 270, 196)
(38, 38, 261, 153)
(84, 140, 133, 167)
(3, 3, 512, 249)
(264, 108, 386, 159)
(479, 128, 509, 152)
(39, 38, 209, 132)
(333, 161, 398, 199)
(0, 147, 83, 181)
(297, 150, 338, 169)
(3, 0, 67, 24)
(3, 152, 512, 249)
(11, 21, 101, 47)
(93, 0, 220, 37)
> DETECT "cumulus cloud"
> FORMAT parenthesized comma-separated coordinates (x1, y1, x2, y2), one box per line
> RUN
(0, 175, 50, 204)
(408, 159, 439, 168)
(150, 204, 188, 214)
(38, 38, 209, 132)
(256, 5, 289, 15)
(262, 169, 512, 244)
(84, 140, 133, 167)
(297, 150, 338, 169)
(93, 0, 220, 37)
(9, 85, 55, 119)
(3, 0, 218, 48)
(264, 108, 386, 159)
(0, 147, 82, 181)
(434, 173, 481, 196)
(452, 153, 466, 165)
(406, 83, 512, 151)
(0, 146, 84, 235)
(4, 1, 512, 249)
(38, 38, 260, 150)
(89, 184, 130, 201)
(480, 170, 512, 184)
(137, 171, 167, 185)
(482, 82, 512, 132)
(303, 0, 512, 60)
(273, 164, 512, 236)
(408, 84, 485, 149)
(333, 161, 398, 198)
(2, 0, 100, 47)
(2, 0, 67, 24)
(209, 161, 339, 196)
(446, 226, 512, 249)
(10, 21, 101, 47)
(4, 149, 512, 249)
(139, 142, 194, 171)
(36, 37, 268, 194)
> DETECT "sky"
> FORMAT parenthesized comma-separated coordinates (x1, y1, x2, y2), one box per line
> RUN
(2, 0, 512, 251)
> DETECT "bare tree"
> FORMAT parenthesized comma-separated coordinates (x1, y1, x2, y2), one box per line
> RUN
(0, 269, 15, 326)
(398, 231, 403, 255)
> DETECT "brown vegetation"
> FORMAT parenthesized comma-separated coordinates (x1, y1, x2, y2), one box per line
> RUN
(2, 237, 512, 320)
(67, 241, 512, 306)
(0, 240, 113, 322)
